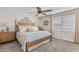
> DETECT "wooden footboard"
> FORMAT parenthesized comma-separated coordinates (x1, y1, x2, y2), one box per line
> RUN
(26, 36, 51, 51)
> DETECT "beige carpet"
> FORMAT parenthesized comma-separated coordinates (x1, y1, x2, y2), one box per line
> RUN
(0, 39, 79, 52)
(0, 41, 21, 52)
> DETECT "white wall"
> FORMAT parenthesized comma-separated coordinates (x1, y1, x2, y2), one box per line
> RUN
(0, 7, 36, 24)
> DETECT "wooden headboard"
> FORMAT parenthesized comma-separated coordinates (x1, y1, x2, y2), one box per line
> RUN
(15, 17, 34, 26)
(15, 17, 35, 31)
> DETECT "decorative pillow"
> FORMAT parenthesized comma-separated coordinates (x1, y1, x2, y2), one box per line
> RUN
(26, 26, 33, 32)
(18, 26, 38, 32)
(19, 28, 26, 32)
(19, 26, 27, 32)
(26, 26, 38, 32)
(32, 26, 38, 31)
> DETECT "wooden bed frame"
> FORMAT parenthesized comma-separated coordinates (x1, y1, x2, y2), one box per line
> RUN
(26, 35, 51, 51)
(15, 17, 51, 52)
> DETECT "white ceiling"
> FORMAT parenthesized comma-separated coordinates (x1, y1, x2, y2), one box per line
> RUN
(24, 7, 77, 16)
(0, 7, 77, 17)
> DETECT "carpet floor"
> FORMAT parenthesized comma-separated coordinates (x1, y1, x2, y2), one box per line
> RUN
(0, 39, 79, 52)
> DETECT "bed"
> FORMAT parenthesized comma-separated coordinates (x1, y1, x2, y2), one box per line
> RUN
(15, 17, 52, 52)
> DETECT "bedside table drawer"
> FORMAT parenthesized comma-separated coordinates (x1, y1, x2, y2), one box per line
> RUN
(0, 32, 16, 43)
(0, 33, 2, 41)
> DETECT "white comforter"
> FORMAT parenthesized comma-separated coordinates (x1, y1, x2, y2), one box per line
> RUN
(16, 31, 51, 51)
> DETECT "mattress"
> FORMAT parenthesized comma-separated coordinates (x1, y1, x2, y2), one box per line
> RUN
(17, 31, 51, 43)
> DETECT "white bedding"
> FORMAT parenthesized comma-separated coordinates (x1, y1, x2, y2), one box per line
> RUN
(16, 31, 51, 51)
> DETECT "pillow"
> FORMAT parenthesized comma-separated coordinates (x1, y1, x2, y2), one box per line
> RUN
(26, 26, 38, 32)
(32, 26, 38, 31)
(18, 26, 32, 32)
(19, 28, 26, 32)
(18, 26, 38, 32)
(19, 26, 27, 32)
(26, 26, 33, 32)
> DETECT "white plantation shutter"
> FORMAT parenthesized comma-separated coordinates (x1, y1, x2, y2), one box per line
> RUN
(52, 12, 75, 42)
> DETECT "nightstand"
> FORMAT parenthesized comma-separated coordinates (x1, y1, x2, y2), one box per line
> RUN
(0, 32, 16, 43)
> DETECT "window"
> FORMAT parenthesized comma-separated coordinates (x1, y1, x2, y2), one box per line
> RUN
(52, 14, 75, 32)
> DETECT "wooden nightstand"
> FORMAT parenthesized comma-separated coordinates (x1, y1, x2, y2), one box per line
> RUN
(0, 32, 16, 43)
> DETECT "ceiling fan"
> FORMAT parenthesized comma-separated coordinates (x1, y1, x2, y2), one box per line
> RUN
(27, 7, 52, 16)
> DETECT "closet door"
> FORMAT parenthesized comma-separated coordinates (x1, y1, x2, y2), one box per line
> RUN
(52, 13, 76, 42)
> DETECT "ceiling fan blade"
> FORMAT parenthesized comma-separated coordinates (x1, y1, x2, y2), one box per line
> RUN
(42, 9, 52, 12)
(41, 12, 47, 16)
(36, 7, 41, 10)
(36, 7, 42, 12)
(27, 12, 37, 13)
(36, 13, 39, 16)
